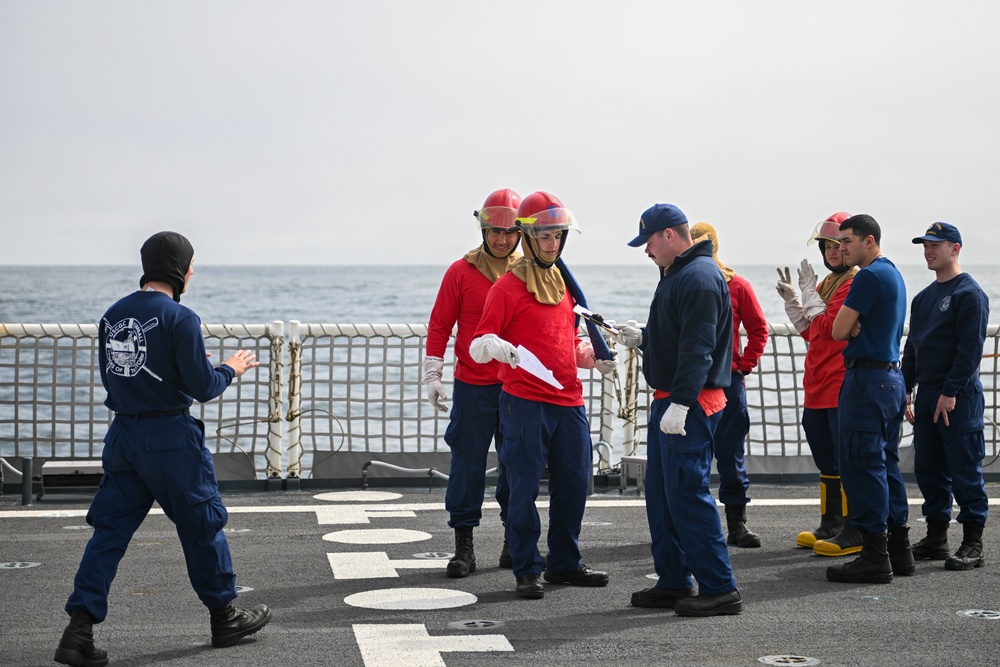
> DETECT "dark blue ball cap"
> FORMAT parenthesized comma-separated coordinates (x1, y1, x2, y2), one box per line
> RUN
(627, 203, 689, 247)
(911, 222, 962, 245)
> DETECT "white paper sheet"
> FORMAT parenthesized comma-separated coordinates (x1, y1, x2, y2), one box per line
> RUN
(515, 345, 564, 389)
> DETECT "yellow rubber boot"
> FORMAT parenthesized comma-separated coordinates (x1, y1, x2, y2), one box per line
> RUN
(796, 475, 844, 548)
(813, 486, 863, 556)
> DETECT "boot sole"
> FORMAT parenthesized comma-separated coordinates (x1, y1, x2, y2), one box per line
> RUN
(211, 608, 273, 648)
(446, 561, 477, 578)
(674, 601, 743, 617)
(813, 544, 863, 557)
(944, 558, 985, 571)
(54, 648, 109, 667)
(826, 570, 893, 584)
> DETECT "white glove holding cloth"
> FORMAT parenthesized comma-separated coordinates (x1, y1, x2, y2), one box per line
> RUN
(469, 333, 519, 368)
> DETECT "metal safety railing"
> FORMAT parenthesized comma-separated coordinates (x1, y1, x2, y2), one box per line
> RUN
(3, 321, 1000, 482)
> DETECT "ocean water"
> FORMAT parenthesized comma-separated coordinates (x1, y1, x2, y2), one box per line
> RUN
(4, 262, 1000, 326)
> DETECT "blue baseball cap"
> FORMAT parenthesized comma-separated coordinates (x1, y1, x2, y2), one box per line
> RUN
(912, 222, 962, 245)
(627, 203, 688, 247)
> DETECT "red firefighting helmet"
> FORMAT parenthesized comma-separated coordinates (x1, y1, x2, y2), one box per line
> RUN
(514, 191, 581, 238)
(473, 188, 521, 231)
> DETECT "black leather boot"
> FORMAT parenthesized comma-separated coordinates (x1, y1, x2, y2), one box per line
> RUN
(797, 475, 845, 548)
(725, 504, 761, 548)
(54, 609, 108, 667)
(887, 525, 915, 576)
(912, 518, 950, 560)
(945, 522, 985, 571)
(826, 530, 893, 584)
(209, 601, 272, 648)
(446, 526, 476, 578)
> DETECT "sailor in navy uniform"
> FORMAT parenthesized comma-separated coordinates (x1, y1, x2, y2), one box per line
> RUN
(56, 232, 270, 667)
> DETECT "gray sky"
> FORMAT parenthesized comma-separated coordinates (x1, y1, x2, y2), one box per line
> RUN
(2, 1, 998, 266)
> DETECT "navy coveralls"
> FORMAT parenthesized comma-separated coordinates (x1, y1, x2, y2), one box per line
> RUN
(65, 290, 238, 622)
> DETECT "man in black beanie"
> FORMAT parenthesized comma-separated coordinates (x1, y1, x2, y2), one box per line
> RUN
(56, 231, 271, 667)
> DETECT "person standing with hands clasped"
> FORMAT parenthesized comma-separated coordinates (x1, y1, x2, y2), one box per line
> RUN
(902, 222, 989, 571)
(617, 203, 742, 617)
(469, 191, 616, 600)
(826, 214, 912, 584)
(424, 188, 522, 578)
(776, 213, 864, 556)
(690, 223, 768, 548)
(56, 232, 270, 667)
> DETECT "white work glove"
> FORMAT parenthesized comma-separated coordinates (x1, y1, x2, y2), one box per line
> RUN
(422, 356, 449, 413)
(775, 266, 799, 304)
(615, 325, 643, 348)
(659, 403, 690, 435)
(594, 354, 618, 376)
(798, 259, 826, 320)
(777, 266, 810, 333)
(469, 333, 519, 368)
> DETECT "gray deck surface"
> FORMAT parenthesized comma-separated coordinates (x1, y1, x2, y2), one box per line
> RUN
(2, 482, 998, 667)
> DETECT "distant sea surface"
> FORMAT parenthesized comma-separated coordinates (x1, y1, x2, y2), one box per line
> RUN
(5, 263, 1000, 326)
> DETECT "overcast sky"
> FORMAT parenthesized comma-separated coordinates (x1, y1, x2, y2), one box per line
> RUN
(2, 1, 998, 267)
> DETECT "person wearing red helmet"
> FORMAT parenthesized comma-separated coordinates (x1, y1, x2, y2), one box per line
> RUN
(469, 191, 616, 600)
(689, 222, 768, 549)
(424, 188, 523, 578)
(776, 213, 863, 557)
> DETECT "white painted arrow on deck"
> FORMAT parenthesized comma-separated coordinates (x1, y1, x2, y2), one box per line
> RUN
(353, 623, 513, 667)
(327, 552, 447, 579)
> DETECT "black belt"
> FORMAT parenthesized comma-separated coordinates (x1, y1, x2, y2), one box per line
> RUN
(128, 408, 191, 418)
(845, 358, 899, 371)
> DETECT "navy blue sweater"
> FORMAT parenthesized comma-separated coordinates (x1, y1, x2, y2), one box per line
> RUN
(99, 290, 235, 414)
(640, 240, 733, 407)
(901, 273, 989, 397)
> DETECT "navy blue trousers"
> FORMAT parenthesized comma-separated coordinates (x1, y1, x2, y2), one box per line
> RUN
(65, 415, 236, 622)
(444, 379, 509, 528)
(498, 391, 591, 578)
(714, 371, 751, 505)
(645, 398, 736, 596)
(913, 383, 989, 525)
(802, 407, 840, 476)
(838, 367, 908, 533)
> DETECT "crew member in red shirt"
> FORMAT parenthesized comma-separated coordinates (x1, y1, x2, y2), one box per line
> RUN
(470, 191, 616, 600)
(424, 189, 522, 578)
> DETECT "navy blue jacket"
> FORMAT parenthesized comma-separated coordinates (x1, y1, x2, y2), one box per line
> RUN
(99, 290, 235, 414)
(640, 239, 733, 407)
(901, 272, 989, 397)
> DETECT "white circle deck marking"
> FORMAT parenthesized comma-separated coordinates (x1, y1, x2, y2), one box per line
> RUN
(323, 528, 431, 544)
(958, 609, 1000, 620)
(758, 656, 820, 666)
(344, 587, 477, 610)
(313, 491, 402, 502)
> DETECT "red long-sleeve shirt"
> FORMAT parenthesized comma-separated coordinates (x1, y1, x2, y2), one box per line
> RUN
(729, 274, 768, 374)
(800, 278, 852, 409)
(472, 272, 584, 407)
(426, 258, 503, 385)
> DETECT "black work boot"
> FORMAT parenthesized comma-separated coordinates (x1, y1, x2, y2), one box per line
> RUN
(209, 601, 272, 648)
(54, 609, 108, 667)
(826, 530, 893, 584)
(725, 504, 761, 548)
(945, 522, 985, 571)
(912, 518, 950, 560)
(887, 525, 915, 576)
(498, 522, 512, 569)
(446, 526, 476, 578)
(797, 475, 845, 548)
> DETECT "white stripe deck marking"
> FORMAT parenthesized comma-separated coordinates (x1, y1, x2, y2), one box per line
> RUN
(313, 507, 416, 525)
(344, 588, 477, 610)
(327, 552, 447, 579)
(353, 623, 513, 667)
(322, 528, 432, 544)
(313, 491, 402, 502)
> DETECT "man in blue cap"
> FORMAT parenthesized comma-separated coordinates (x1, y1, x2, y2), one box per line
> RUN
(615, 203, 742, 616)
(902, 222, 989, 571)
